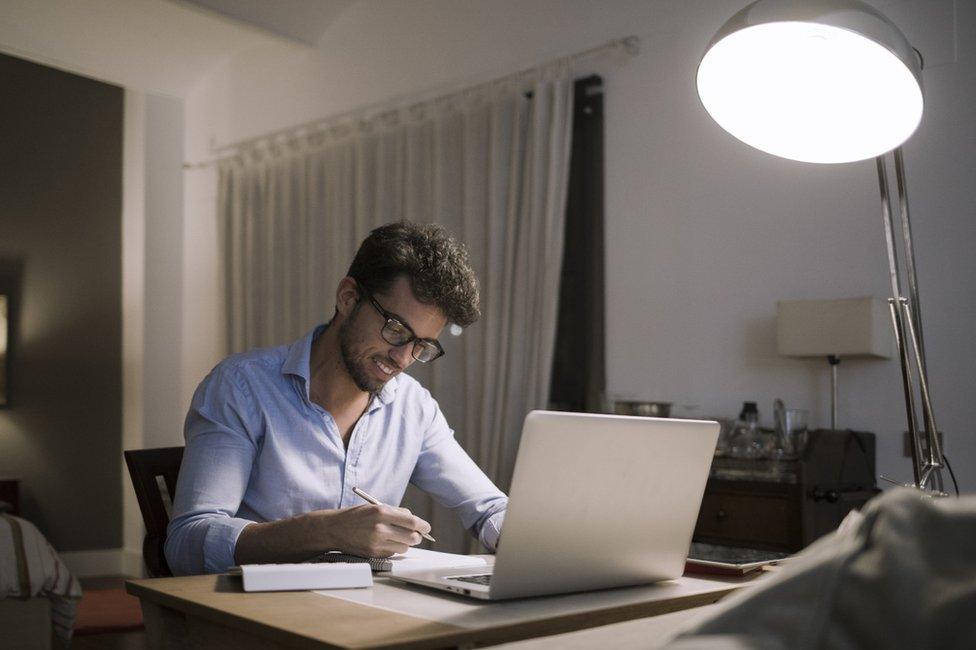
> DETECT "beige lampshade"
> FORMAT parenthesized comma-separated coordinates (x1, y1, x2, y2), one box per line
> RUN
(776, 297, 892, 358)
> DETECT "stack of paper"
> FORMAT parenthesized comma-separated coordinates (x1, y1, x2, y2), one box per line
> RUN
(379, 548, 488, 575)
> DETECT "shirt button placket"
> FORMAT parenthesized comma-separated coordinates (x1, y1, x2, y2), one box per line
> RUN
(340, 414, 368, 508)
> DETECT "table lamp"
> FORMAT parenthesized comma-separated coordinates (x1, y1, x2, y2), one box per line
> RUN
(697, 0, 951, 494)
(776, 297, 891, 430)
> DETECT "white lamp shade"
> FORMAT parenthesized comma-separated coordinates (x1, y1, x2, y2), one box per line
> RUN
(697, 0, 923, 164)
(776, 297, 892, 358)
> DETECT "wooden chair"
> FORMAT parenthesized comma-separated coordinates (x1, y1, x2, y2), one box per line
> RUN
(124, 446, 184, 577)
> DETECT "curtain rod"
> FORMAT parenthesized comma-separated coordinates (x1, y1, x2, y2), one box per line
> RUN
(185, 35, 639, 169)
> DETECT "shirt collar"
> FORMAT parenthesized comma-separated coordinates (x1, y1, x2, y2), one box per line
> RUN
(282, 323, 399, 409)
(282, 324, 324, 384)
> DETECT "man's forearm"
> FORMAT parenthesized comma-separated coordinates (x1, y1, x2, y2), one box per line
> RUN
(234, 512, 334, 565)
(232, 504, 431, 565)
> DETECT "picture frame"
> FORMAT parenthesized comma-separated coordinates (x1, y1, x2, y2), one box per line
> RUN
(0, 294, 7, 407)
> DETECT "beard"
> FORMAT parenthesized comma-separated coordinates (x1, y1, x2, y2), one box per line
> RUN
(338, 308, 389, 394)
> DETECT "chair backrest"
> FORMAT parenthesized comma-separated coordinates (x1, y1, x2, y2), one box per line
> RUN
(124, 446, 184, 577)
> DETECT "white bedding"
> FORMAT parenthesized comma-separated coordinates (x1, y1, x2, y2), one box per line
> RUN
(0, 514, 81, 642)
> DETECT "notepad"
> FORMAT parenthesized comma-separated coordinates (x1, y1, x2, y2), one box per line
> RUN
(234, 561, 373, 592)
(308, 547, 488, 575)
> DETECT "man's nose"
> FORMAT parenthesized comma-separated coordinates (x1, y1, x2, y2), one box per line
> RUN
(389, 344, 413, 369)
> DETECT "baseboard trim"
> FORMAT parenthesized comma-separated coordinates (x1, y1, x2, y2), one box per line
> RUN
(123, 548, 146, 578)
(61, 548, 146, 578)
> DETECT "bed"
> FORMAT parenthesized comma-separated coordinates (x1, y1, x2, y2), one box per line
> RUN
(0, 506, 81, 649)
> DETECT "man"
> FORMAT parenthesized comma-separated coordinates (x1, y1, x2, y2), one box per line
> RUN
(165, 221, 507, 575)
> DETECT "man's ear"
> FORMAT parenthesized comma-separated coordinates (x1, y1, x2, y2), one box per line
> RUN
(335, 277, 360, 317)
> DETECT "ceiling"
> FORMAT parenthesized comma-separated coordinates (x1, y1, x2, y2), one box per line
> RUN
(0, 0, 354, 98)
(175, 0, 353, 46)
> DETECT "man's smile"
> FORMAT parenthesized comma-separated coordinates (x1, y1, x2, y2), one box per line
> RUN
(374, 356, 399, 377)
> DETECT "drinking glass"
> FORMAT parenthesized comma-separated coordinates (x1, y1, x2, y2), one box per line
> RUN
(780, 408, 809, 458)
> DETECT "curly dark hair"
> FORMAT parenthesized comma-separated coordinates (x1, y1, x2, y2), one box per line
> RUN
(347, 221, 481, 327)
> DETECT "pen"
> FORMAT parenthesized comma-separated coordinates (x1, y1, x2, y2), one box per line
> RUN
(352, 486, 436, 542)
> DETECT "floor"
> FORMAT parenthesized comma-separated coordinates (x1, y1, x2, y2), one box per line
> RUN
(73, 577, 147, 650)
(71, 630, 147, 650)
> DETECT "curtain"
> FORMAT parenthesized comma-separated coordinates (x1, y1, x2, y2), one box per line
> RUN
(217, 74, 574, 552)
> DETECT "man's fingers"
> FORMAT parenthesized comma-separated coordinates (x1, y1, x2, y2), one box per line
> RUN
(365, 541, 408, 558)
(413, 516, 432, 536)
(365, 526, 413, 557)
(376, 505, 432, 536)
(379, 523, 423, 546)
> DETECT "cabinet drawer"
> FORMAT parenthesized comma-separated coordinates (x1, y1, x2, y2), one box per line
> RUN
(695, 490, 793, 549)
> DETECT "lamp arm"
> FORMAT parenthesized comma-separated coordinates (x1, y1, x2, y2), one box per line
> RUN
(876, 149, 945, 494)
(894, 151, 944, 473)
(885, 297, 924, 485)
(900, 300, 943, 470)
(894, 148, 928, 373)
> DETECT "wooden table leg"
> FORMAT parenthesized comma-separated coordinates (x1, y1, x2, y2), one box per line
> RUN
(141, 601, 188, 650)
(141, 599, 295, 650)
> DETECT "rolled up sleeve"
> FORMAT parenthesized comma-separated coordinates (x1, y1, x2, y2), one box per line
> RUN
(409, 401, 508, 551)
(164, 366, 260, 575)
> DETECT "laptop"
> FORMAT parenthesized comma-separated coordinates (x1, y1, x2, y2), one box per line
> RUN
(390, 410, 720, 600)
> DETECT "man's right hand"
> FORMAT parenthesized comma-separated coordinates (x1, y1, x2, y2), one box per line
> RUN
(233, 504, 433, 565)
(308, 504, 432, 558)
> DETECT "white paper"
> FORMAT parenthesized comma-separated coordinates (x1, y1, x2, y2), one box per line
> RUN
(382, 547, 488, 575)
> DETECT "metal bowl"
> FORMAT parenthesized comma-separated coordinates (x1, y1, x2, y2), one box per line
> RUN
(614, 401, 672, 418)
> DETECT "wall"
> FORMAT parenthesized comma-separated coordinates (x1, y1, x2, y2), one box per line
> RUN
(0, 52, 123, 550)
(120, 90, 188, 574)
(142, 94, 186, 450)
(184, 0, 976, 492)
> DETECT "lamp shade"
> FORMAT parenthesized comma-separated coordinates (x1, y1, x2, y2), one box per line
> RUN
(776, 297, 892, 358)
(697, 0, 923, 164)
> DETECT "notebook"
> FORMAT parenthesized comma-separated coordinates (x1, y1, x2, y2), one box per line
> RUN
(308, 547, 488, 574)
(228, 547, 487, 591)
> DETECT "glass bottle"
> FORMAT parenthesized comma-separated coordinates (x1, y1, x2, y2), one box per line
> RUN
(728, 401, 764, 459)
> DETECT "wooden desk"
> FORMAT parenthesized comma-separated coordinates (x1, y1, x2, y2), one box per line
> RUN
(126, 571, 754, 649)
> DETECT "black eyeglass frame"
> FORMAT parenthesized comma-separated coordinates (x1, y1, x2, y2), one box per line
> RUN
(358, 286, 445, 363)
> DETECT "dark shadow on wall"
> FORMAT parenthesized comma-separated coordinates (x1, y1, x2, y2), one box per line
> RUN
(0, 52, 123, 552)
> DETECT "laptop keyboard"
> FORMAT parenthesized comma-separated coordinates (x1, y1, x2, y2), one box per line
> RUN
(449, 574, 492, 585)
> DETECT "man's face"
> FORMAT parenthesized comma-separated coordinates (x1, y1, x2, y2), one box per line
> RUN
(338, 275, 447, 393)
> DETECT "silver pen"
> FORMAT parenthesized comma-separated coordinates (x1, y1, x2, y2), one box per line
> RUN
(352, 486, 436, 542)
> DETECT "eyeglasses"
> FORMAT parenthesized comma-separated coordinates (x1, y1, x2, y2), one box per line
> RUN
(358, 287, 445, 363)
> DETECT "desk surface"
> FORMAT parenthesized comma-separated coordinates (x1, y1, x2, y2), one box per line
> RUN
(127, 570, 756, 650)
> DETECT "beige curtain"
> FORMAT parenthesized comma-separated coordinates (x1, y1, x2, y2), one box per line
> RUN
(218, 74, 574, 552)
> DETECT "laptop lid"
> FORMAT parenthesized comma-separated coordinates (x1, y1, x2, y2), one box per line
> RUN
(486, 410, 719, 599)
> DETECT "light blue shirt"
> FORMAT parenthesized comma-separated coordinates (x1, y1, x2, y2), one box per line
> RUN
(165, 325, 508, 575)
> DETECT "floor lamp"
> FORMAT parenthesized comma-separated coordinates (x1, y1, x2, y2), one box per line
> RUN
(696, 0, 950, 495)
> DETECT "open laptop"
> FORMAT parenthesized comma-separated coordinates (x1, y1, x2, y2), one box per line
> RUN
(390, 410, 720, 600)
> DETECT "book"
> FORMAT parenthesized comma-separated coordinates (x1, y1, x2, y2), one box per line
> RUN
(233, 562, 373, 592)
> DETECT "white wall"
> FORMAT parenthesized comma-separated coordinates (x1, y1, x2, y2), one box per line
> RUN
(144, 94, 188, 450)
(122, 89, 148, 572)
(184, 0, 976, 492)
(118, 90, 187, 577)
